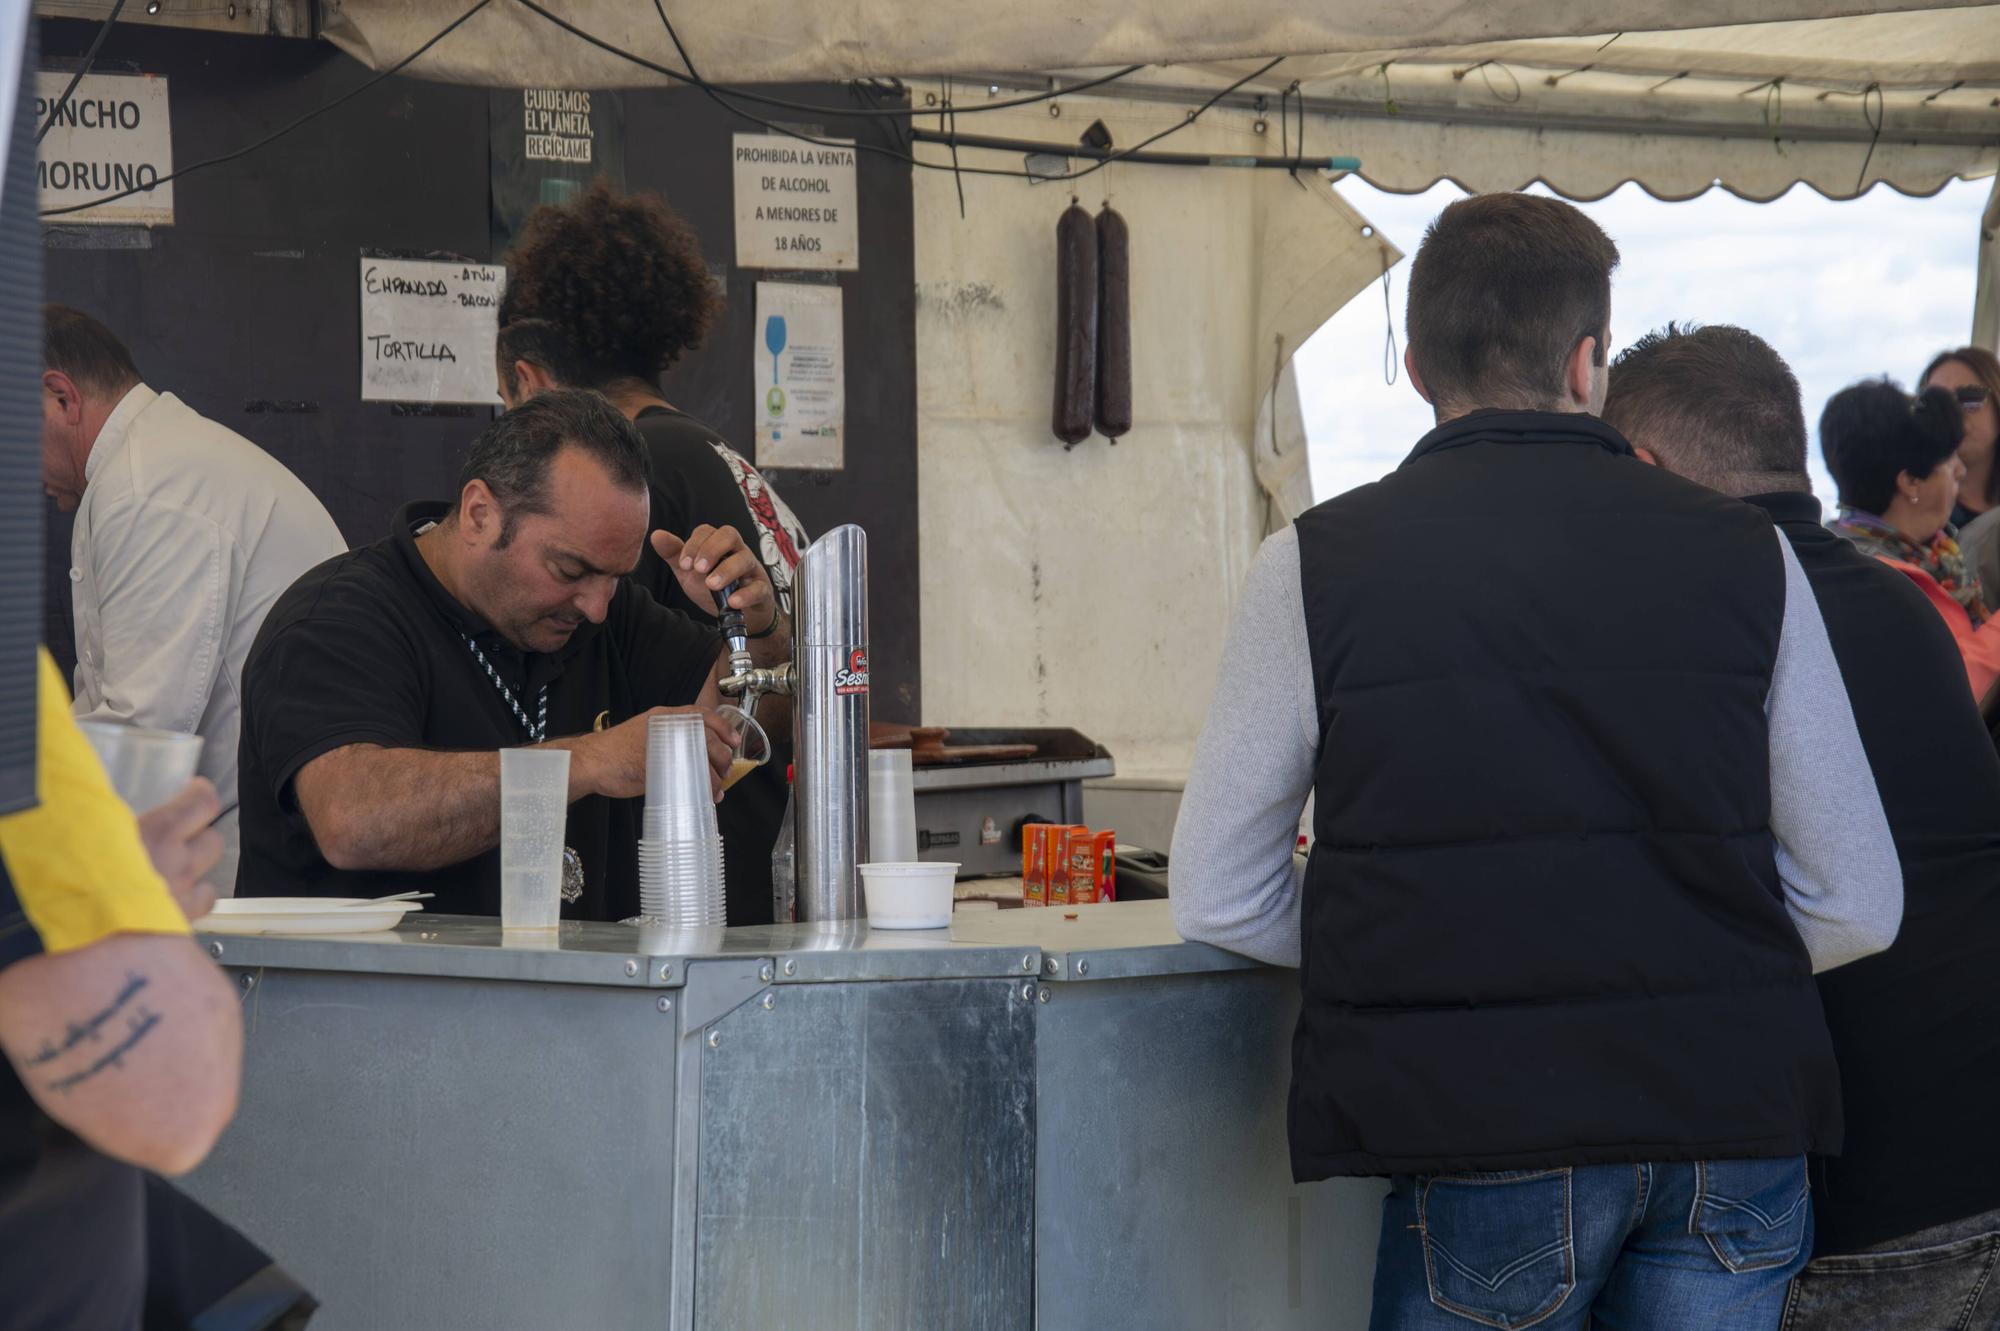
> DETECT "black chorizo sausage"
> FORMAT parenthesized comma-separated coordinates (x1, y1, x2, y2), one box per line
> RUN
(1094, 205, 1132, 440)
(1052, 202, 1097, 446)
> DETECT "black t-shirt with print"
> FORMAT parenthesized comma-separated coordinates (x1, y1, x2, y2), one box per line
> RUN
(631, 409, 810, 925)
(236, 502, 722, 920)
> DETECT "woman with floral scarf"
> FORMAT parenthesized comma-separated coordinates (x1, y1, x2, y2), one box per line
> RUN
(1824, 379, 2000, 701)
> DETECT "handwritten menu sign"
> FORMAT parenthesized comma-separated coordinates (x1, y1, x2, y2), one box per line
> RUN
(357, 256, 507, 405)
(36, 72, 175, 225)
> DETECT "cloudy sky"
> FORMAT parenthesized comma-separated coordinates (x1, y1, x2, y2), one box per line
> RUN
(1298, 177, 1992, 509)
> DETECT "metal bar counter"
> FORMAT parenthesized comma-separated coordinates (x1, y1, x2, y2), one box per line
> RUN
(185, 900, 1386, 1330)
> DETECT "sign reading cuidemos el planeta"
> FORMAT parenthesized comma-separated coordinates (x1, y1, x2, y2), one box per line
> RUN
(731, 133, 859, 270)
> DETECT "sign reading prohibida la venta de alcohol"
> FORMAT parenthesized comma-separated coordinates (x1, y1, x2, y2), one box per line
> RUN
(732, 133, 858, 270)
(36, 71, 173, 225)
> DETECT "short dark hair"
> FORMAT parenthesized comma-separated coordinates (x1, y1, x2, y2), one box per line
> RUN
(1405, 193, 1620, 414)
(1819, 379, 1964, 518)
(43, 304, 140, 397)
(1602, 323, 1809, 496)
(499, 179, 722, 387)
(496, 318, 590, 398)
(457, 388, 650, 546)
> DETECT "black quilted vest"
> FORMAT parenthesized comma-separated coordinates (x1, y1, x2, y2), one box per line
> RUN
(1289, 410, 1840, 1180)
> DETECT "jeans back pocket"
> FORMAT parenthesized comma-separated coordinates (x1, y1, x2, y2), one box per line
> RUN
(1691, 1157, 1811, 1274)
(1419, 1168, 1577, 1329)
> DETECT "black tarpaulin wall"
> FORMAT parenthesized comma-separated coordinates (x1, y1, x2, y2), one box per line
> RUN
(38, 18, 921, 721)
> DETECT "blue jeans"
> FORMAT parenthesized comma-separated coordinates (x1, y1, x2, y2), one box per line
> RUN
(1370, 1158, 1813, 1330)
(1782, 1206, 2000, 1331)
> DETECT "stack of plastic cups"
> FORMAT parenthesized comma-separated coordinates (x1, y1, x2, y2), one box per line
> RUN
(637, 714, 728, 926)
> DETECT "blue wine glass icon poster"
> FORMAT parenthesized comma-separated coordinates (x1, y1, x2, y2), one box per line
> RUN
(765, 315, 787, 384)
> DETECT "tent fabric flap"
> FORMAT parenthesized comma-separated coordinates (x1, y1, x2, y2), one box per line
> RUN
(321, 1, 1998, 88)
(323, 3, 2000, 207)
(1251, 172, 1399, 529)
(1977, 174, 2000, 351)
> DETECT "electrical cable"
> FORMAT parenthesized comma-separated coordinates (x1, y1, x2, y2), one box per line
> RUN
(39, 0, 1308, 219)
(1854, 82, 1884, 193)
(37, 0, 131, 145)
(523, 0, 1287, 185)
(1059, 60, 1287, 182)
(41, 0, 497, 217)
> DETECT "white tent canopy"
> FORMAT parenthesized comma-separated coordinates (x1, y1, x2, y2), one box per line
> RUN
(324, 1, 1995, 89)
(327, 1, 1999, 333)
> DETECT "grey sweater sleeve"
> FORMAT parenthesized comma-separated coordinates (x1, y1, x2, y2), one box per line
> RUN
(1765, 531, 1904, 971)
(1169, 526, 1316, 967)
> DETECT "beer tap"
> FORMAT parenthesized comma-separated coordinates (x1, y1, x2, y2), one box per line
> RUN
(714, 580, 793, 723)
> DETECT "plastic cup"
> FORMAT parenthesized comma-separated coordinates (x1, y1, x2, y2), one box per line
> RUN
(647, 713, 715, 810)
(79, 721, 203, 814)
(868, 749, 918, 863)
(634, 831, 726, 926)
(713, 705, 771, 795)
(859, 861, 959, 930)
(644, 804, 718, 842)
(501, 748, 570, 930)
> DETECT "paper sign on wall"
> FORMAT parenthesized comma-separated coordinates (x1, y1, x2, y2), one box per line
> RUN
(732, 133, 858, 270)
(753, 282, 844, 469)
(36, 72, 173, 225)
(488, 87, 625, 254)
(358, 257, 507, 405)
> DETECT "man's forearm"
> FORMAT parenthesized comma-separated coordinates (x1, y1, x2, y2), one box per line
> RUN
(0, 933, 242, 1176)
(299, 736, 618, 873)
(297, 745, 509, 872)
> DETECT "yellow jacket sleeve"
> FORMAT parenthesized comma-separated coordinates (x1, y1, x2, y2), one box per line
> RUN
(0, 651, 186, 956)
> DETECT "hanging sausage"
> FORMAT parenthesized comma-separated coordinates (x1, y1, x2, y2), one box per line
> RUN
(1094, 204, 1132, 440)
(1051, 202, 1098, 447)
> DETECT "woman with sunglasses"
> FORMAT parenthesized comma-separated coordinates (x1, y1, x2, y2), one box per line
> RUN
(1922, 346, 2000, 528)
(1927, 347, 2000, 609)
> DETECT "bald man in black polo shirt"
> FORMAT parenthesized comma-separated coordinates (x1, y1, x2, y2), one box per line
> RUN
(236, 389, 791, 922)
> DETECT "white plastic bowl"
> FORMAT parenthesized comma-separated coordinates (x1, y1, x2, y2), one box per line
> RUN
(860, 861, 959, 930)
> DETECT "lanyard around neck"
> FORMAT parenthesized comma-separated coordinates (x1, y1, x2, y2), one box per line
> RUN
(459, 633, 548, 744)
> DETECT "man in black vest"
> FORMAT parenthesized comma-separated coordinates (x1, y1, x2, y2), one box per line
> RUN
(1171, 193, 1902, 1330)
(1605, 323, 2000, 1331)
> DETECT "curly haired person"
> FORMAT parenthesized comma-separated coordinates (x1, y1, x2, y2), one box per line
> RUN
(498, 181, 808, 926)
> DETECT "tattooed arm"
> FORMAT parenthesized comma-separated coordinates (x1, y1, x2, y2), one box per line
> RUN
(0, 934, 241, 1175)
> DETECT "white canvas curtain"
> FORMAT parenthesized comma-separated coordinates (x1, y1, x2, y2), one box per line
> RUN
(323, 1, 1995, 88)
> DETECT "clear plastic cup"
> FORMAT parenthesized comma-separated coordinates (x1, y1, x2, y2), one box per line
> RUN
(635, 831, 726, 926)
(868, 749, 918, 863)
(644, 804, 718, 841)
(646, 713, 714, 810)
(712, 705, 771, 795)
(500, 748, 570, 930)
(78, 721, 203, 814)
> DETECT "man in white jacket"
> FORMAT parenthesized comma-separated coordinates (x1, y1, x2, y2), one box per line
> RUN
(41, 305, 345, 893)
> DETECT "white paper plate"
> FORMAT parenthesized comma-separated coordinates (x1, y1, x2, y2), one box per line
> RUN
(198, 898, 423, 936)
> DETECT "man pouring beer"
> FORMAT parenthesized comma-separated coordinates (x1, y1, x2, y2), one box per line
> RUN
(234, 390, 791, 920)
